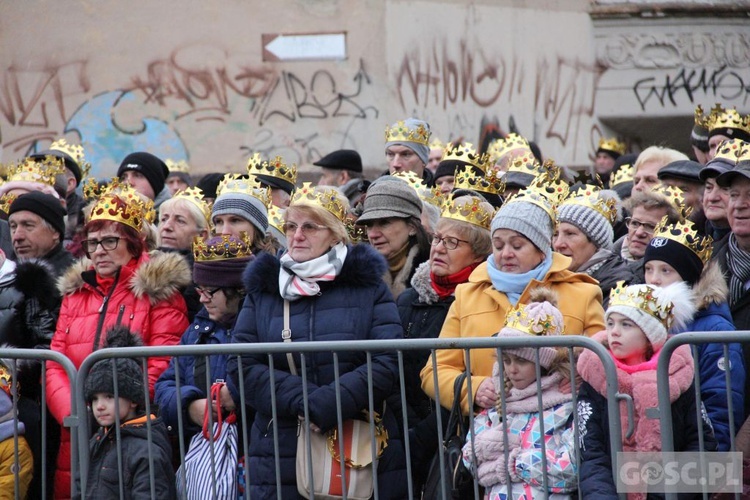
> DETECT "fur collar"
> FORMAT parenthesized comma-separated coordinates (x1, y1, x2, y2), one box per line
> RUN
(243, 244, 387, 295)
(57, 251, 191, 305)
(692, 260, 728, 310)
(382, 244, 421, 300)
(409, 261, 439, 304)
(13, 259, 60, 310)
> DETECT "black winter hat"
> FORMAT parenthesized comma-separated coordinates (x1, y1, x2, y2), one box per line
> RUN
(117, 152, 169, 197)
(313, 149, 363, 173)
(196, 173, 226, 200)
(644, 236, 703, 286)
(8, 192, 67, 239)
(84, 326, 145, 409)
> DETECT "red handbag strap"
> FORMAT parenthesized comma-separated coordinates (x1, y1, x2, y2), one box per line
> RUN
(202, 382, 236, 440)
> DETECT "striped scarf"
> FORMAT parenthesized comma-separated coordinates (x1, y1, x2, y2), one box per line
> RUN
(727, 235, 750, 307)
(278, 243, 348, 301)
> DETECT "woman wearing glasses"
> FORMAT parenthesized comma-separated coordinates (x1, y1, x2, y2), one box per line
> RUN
(396, 195, 493, 489)
(420, 171, 605, 417)
(46, 185, 190, 500)
(228, 184, 407, 499)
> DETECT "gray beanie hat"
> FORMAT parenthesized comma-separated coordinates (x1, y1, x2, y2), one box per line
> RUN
(357, 177, 422, 223)
(491, 201, 552, 252)
(385, 118, 431, 165)
(557, 201, 613, 250)
(212, 192, 269, 234)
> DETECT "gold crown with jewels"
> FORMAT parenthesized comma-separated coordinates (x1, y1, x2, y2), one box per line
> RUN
(505, 161, 569, 218)
(173, 187, 212, 224)
(346, 219, 368, 244)
(699, 104, 750, 136)
(609, 163, 634, 188)
(48, 138, 92, 179)
(652, 183, 692, 219)
(246, 153, 298, 187)
(290, 182, 347, 222)
(216, 174, 271, 208)
(652, 217, 713, 265)
(505, 151, 543, 175)
(488, 133, 531, 162)
(193, 232, 253, 262)
(89, 180, 156, 231)
(385, 120, 431, 146)
(441, 196, 495, 230)
(440, 142, 492, 173)
(429, 137, 445, 150)
(4, 155, 66, 186)
(391, 170, 427, 192)
(0, 193, 18, 216)
(560, 187, 618, 226)
(713, 139, 749, 164)
(418, 186, 447, 211)
(267, 205, 285, 235)
(453, 166, 505, 196)
(165, 159, 190, 174)
(503, 300, 565, 337)
(609, 282, 673, 330)
(597, 137, 626, 156)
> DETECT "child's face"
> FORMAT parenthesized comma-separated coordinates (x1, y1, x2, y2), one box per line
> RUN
(502, 354, 537, 390)
(91, 393, 137, 427)
(606, 312, 650, 365)
(644, 259, 683, 287)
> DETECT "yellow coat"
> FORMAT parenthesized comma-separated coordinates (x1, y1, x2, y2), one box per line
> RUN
(420, 252, 604, 415)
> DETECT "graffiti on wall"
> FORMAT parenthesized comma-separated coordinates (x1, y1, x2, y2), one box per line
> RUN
(0, 45, 380, 176)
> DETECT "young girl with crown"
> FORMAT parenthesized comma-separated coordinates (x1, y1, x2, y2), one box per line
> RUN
(577, 282, 717, 498)
(462, 288, 578, 499)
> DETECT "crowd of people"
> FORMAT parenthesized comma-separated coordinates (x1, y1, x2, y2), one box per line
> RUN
(0, 104, 748, 499)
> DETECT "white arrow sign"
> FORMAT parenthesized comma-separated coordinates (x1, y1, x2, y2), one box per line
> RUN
(262, 33, 347, 62)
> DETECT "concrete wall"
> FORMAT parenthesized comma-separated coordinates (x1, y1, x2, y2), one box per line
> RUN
(0, 0, 747, 179)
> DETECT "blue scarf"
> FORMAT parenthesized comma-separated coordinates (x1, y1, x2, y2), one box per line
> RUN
(486, 249, 553, 305)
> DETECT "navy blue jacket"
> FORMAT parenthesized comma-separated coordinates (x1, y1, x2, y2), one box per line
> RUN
(155, 308, 234, 437)
(227, 244, 407, 499)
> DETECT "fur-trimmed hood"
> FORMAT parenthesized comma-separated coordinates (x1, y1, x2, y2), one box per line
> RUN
(57, 250, 191, 305)
(7, 259, 60, 311)
(692, 260, 728, 311)
(409, 261, 440, 304)
(243, 244, 388, 295)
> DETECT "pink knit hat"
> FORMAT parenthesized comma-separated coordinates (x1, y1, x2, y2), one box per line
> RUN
(496, 288, 565, 369)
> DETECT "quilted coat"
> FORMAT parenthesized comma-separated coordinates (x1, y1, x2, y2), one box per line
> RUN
(46, 250, 190, 499)
(227, 244, 407, 499)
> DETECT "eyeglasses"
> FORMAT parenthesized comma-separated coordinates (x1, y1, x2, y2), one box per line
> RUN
(282, 221, 328, 237)
(431, 234, 470, 250)
(625, 217, 658, 234)
(82, 237, 121, 254)
(195, 286, 222, 299)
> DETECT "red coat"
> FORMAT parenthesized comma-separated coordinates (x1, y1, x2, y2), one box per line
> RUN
(46, 251, 190, 499)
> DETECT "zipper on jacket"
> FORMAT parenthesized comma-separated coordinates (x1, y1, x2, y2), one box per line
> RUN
(91, 267, 123, 351)
(115, 304, 125, 326)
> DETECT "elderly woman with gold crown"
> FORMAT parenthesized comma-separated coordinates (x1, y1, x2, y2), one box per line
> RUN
(46, 182, 191, 499)
(421, 165, 605, 417)
(228, 183, 407, 498)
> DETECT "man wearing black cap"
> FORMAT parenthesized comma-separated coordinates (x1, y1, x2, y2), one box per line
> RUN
(313, 149, 364, 206)
(7, 192, 74, 277)
(117, 151, 171, 211)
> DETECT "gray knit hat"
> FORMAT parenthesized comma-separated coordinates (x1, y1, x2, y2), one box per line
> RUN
(385, 118, 431, 165)
(357, 177, 422, 223)
(556, 190, 620, 250)
(491, 201, 552, 252)
(212, 190, 269, 234)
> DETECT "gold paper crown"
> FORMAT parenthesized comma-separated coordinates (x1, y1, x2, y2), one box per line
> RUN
(165, 159, 190, 174)
(346, 219, 368, 244)
(506, 152, 543, 175)
(704, 104, 750, 135)
(453, 166, 505, 196)
(441, 197, 494, 230)
(418, 186, 446, 210)
(694, 105, 708, 127)
(89, 181, 156, 231)
(609, 281, 673, 330)
(193, 232, 254, 262)
(652, 183, 692, 218)
(4, 156, 66, 186)
(440, 142, 492, 173)
(503, 301, 565, 337)
(290, 182, 347, 222)
(597, 137, 626, 156)
(488, 133, 531, 162)
(384, 120, 430, 146)
(609, 163, 634, 188)
(560, 187, 618, 226)
(246, 153, 298, 187)
(505, 161, 569, 218)
(216, 174, 272, 208)
(0, 363, 17, 398)
(391, 171, 427, 192)
(267, 205, 285, 235)
(48, 138, 92, 179)
(652, 218, 713, 265)
(0, 193, 18, 216)
(429, 137, 445, 150)
(173, 187, 212, 224)
(713, 138, 749, 164)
